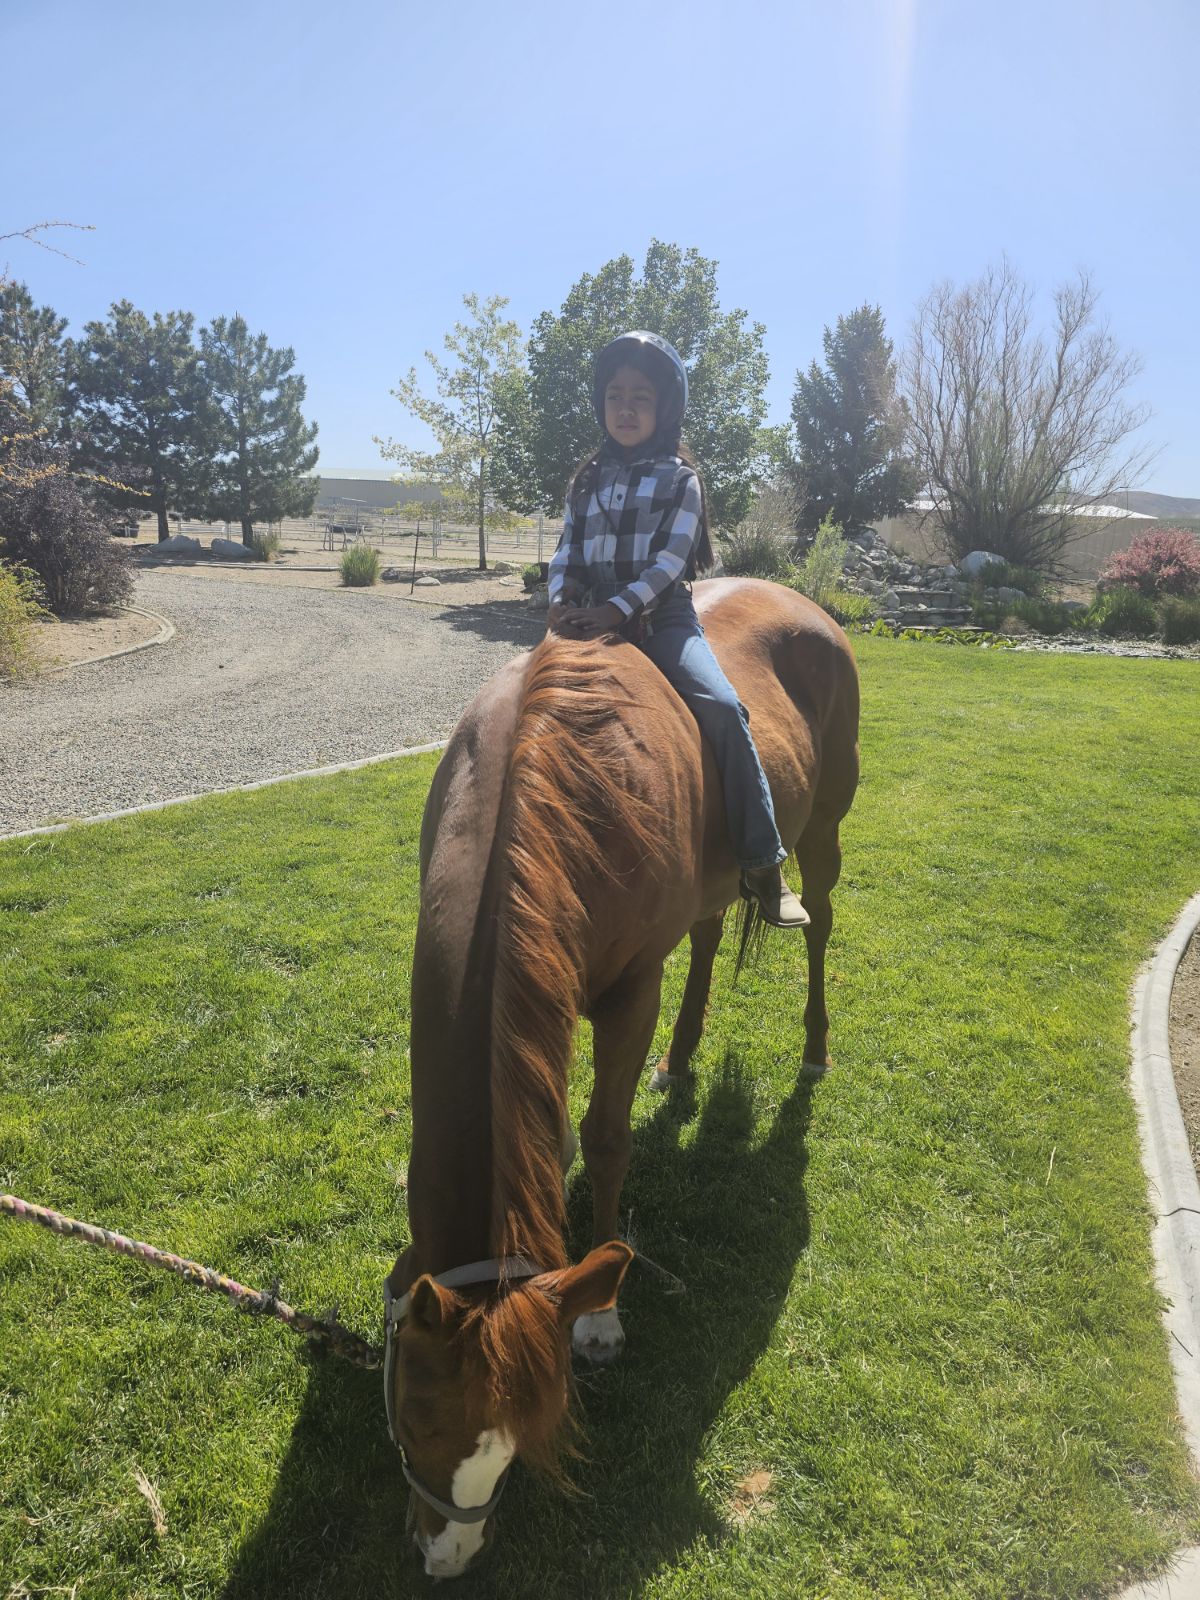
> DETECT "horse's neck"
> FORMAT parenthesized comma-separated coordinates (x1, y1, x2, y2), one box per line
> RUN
(405, 888, 499, 1278)
(404, 653, 570, 1282)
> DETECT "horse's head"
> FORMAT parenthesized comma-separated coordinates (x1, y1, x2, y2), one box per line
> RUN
(390, 1240, 632, 1579)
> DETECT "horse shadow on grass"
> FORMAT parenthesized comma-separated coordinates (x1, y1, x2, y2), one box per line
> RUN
(221, 1050, 817, 1600)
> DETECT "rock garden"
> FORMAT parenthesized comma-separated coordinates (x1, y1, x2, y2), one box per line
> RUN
(722, 515, 1200, 660)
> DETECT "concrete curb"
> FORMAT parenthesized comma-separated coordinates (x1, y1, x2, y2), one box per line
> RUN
(36, 606, 175, 675)
(0, 740, 449, 843)
(1121, 889, 1200, 1598)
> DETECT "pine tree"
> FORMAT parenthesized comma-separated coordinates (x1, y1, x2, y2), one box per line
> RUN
(0, 280, 69, 436)
(69, 301, 211, 540)
(199, 316, 319, 543)
(790, 306, 917, 536)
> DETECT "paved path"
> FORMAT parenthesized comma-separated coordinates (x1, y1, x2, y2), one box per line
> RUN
(2, 570, 542, 836)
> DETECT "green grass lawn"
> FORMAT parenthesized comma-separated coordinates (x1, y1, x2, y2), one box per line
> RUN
(2, 636, 1199, 1599)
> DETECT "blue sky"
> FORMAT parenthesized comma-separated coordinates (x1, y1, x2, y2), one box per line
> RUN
(6, 0, 1198, 492)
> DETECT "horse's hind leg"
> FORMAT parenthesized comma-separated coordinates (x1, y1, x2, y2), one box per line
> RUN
(794, 809, 844, 1070)
(575, 962, 664, 1363)
(652, 911, 725, 1092)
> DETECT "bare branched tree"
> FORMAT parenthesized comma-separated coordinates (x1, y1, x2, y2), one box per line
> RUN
(902, 260, 1153, 572)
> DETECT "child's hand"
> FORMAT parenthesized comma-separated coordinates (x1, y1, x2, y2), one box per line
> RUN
(558, 603, 625, 640)
(547, 601, 578, 635)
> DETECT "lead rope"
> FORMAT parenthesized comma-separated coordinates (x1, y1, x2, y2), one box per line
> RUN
(1, 1193, 384, 1370)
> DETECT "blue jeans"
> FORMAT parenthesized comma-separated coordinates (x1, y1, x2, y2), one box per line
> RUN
(638, 588, 787, 872)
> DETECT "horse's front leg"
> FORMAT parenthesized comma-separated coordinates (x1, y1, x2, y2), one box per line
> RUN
(653, 910, 725, 1091)
(575, 962, 663, 1364)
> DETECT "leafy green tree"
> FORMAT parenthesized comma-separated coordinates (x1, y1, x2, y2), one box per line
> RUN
(790, 305, 917, 536)
(0, 280, 69, 436)
(491, 241, 769, 528)
(69, 301, 210, 540)
(375, 293, 524, 570)
(199, 315, 319, 543)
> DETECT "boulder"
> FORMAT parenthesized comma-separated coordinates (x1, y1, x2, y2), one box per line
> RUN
(1062, 599, 1089, 615)
(414, 574, 441, 587)
(959, 550, 1005, 580)
(858, 577, 887, 597)
(156, 534, 202, 552)
(211, 537, 256, 560)
(381, 567, 404, 582)
(491, 561, 514, 575)
(992, 585, 1026, 604)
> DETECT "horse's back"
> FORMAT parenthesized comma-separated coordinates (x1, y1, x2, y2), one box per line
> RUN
(694, 577, 860, 845)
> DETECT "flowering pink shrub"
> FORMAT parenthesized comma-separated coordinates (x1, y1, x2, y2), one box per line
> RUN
(1098, 527, 1200, 597)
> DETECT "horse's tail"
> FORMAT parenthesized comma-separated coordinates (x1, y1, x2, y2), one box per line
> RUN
(490, 638, 658, 1267)
(731, 894, 771, 983)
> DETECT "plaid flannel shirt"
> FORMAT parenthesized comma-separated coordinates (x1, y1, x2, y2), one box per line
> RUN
(548, 454, 702, 618)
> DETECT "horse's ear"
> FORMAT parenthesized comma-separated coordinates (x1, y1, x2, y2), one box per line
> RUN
(543, 1241, 634, 1325)
(409, 1275, 462, 1332)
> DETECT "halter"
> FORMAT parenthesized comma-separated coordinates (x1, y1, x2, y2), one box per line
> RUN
(383, 1255, 543, 1524)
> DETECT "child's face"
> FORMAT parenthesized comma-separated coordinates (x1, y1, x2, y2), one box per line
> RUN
(604, 363, 658, 448)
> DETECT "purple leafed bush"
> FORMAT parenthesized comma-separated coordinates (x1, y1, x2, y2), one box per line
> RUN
(1098, 527, 1200, 598)
(0, 470, 133, 616)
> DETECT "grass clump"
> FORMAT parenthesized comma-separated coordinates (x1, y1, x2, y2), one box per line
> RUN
(720, 481, 799, 578)
(1160, 596, 1200, 645)
(0, 560, 47, 680)
(251, 529, 281, 561)
(821, 586, 875, 625)
(339, 543, 380, 586)
(1087, 584, 1159, 638)
(1009, 596, 1082, 635)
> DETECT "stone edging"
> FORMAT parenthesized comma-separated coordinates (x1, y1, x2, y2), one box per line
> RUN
(36, 606, 175, 676)
(1119, 889, 1200, 1599)
(0, 741, 450, 843)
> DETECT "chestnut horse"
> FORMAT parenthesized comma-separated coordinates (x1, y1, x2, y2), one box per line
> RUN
(385, 577, 859, 1577)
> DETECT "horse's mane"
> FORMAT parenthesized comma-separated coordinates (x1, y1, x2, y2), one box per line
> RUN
(488, 636, 658, 1274)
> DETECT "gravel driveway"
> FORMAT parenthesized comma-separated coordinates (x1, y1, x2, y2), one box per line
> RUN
(2, 570, 543, 836)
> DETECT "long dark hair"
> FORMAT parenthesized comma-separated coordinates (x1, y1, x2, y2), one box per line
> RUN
(566, 434, 715, 575)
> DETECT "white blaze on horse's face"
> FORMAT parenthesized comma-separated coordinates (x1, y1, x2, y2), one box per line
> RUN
(416, 1428, 516, 1579)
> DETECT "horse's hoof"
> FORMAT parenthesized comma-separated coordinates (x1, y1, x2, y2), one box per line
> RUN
(650, 1069, 679, 1093)
(571, 1307, 625, 1364)
(800, 1060, 830, 1080)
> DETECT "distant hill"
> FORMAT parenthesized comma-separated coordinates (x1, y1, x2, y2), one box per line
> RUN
(1120, 490, 1200, 519)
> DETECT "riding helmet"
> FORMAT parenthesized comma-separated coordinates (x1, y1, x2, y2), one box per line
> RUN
(592, 331, 689, 432)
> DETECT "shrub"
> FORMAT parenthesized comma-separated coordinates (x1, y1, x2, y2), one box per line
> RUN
(790, 512, 849, 610)
(0, 472, 133, 615)
(340, 544, 380, 586)
(987, 560, 1047, 598)
(521, 564, 543, 589)
(1098, 527, 1200, 598)
(1086, 585, 1159, 638)
(251, 529, 280, 561)
(0, 561, 47, 680)
(1160, 597, 1200, 646)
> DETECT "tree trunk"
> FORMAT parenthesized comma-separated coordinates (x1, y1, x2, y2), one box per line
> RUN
(156, 502, 170, 541)
(241, 517, 253, 544)
(477, 471, 487, 571)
